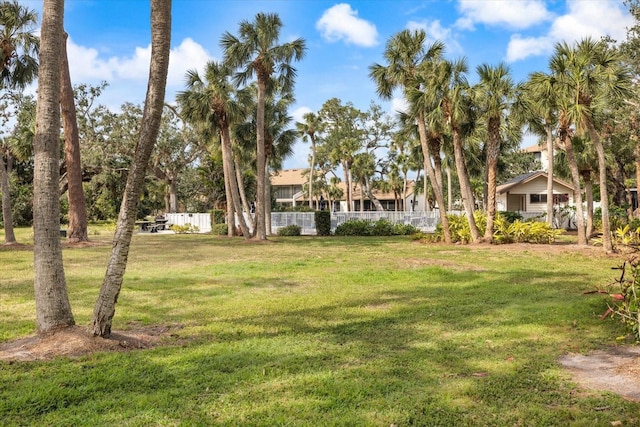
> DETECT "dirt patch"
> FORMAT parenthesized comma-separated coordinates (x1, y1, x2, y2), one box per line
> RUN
(0, 324, 179, 362)
(559, 346, 640, 402)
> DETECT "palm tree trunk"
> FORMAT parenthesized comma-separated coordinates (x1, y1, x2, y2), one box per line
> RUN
(446, 166, 452, 211)
(545, 127, 554, 227)
(587, 122, 612, 252)
(584, 174, 594, 238)
(33, 0, 75, 333)
(452, 128, 480, 242)
(233, 154, 254, 231)
(308, 139, 315, 209)
(60, 31, 88, 243)
(91, 0, 171, 337)
(253, 78, 267, 240)
(0, 154, 16, 244)
(417, 116, 451, 242)
(483, 117, 500, 242)
(221, 126, 250, 238)
(563, 135, 588, 245)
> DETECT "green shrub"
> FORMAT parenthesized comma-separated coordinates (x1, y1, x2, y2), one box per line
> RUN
(315, 211, 331, 236)
(211, 223, 228, 235)
(277, 225, 302, 236)
(335, 219, 373, 236)
(393, 222, 419, 236)
(211, 209, 225, 224)
(372, 218, 395, 236)
(500, 210, 523, 224)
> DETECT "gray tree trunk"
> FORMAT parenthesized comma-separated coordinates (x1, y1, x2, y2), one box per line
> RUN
(91, 0, 171, 337)
(33, 0, 75, 333)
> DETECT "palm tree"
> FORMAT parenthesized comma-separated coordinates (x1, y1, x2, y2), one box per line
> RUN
(415, 57, 480, 242)
(32, 0, 75, 333)
(524, 71, 559, 227)
(91, 0, 171, 337)
(221, 12, 306, 240)
(551, 38, 632, 251)
(369, 29, 452, 242)
(0, 0, 38, 245)
(296, 112, 321, 209)
(177, 60, 251, 238)
(474, 62, 515, 242)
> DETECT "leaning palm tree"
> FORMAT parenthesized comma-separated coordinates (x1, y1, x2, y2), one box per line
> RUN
(474, 62, 516, 242)
(369, 29, 451, 242)
(177, 60, 251, 238)
(296, 111, 321, 209)
(91, 0, 171, 337)
(0, 0, 38, 245)
(415, 57, 481, 242)
(221, 12, 306, 241)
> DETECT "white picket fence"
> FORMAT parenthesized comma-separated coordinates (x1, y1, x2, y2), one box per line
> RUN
(165, 213, 212, 233)
(270, 211, 440, 235)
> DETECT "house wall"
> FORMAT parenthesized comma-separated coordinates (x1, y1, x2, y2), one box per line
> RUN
(497, 176, 574, 213)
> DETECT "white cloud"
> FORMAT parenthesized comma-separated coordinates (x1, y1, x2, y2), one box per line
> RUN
(391, 97, 409, 115)
(505, 1, 634, 62)
(506, 34, 552, 62)
(549, 0, 633, 45)
(407, 19, 463, 54)
(66, 37, 211, 106)
(456, 0, 552, 30)
(316, 3, 378, 47)
(291, 106, 313, 123)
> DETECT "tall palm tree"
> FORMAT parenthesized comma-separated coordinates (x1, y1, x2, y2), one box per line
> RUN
(369, 29, 451, 242)
(524, 71, 559, 227)
(177, 60, 251, 238)
(91, 0, 171, 337)
(415, 57, 481, 242)
(32, 0, 75, 334)
(296, 111, 321, 209)
(0, 0, 38, 245)
(221, 12, 306, 241)
(551, 38, 632, 251)
(474, 62, 515, 242)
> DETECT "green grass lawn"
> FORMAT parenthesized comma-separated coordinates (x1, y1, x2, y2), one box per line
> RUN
(1, 227, 639, 426)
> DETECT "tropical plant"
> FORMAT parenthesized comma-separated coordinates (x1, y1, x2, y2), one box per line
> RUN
(221, 12, 306, 240)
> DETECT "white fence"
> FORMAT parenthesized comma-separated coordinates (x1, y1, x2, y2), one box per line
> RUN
(270, 211, 440, 235)
(165, 213, 212, 233)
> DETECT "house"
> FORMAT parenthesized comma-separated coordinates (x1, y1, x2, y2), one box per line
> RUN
(496, 171, 575, 215)
(523, 143, 550, 171)
(270, 168, 417, 211)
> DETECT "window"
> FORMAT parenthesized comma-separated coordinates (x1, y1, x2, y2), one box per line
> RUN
(530, 194, 547, 203)
(553, 194, 569, 204)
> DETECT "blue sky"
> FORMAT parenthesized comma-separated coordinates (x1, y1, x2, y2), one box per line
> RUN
(27, 0, 635, 168)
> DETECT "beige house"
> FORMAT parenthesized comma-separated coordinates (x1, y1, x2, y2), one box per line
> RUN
(496, 171, 575, 213)
(270, 168, 416, 211)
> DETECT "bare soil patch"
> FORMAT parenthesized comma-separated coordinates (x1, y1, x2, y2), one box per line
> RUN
(559, 346, 640, 402)
(0, 324, 179, 362)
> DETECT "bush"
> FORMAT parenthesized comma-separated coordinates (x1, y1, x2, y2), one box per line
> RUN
(335, 219, 373, 236)
(315, 210, 331, 236)
(277, 225, 301, 236)
(334, 218, 419, 237)
(211, 209, 225, 224)
(500, 210, 523, 224)
(211, 223, 228, 235)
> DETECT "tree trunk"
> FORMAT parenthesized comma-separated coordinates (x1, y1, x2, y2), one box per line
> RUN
(265, 165, 273, 235)
(416, 116, 450, 242)
(253, 76, 268, 240)
(483, 117, 500, 242)
(545, 127, 554, 227)
(452, 127, 480, 242)
(308, 138, 315, 208)
(33, 0, 75, 334)
(635, 141, 640, 219)
(168, 178, 178, 212)
(587, 122, 612, 252)
(221, 125, 250, 238)
(91, 0, 171, 337)
(584, 174, 594, 238)
(0, 153, 16, 244)
(60, 32, 88, 243)
(563, 135, 587, 245)
(234, 154, 254, 231)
